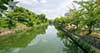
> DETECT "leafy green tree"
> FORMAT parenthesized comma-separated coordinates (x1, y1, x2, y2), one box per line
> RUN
(75, 0, 100, 35)
(54, 0, 100, 35)
(0, 0, 13, 16)
(7, 7, 48, 27)
(0, 0, 48, 29)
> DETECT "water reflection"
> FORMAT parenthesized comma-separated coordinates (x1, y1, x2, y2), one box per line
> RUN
(0, 25, 48, 52)
(18, 26, 64, 53)
(57, 30, 84, 53)
(0, 25, 85, 53)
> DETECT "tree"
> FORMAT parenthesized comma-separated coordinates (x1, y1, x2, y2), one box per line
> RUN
(54, 0, 100, 35)
(75, 0, 100, 35)
(0, 0, 14, 16)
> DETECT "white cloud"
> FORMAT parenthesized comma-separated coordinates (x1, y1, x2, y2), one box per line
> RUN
(15, 0, 79, 19)
(40, 0, 74, 19)
(16, 0, 38, 5)
(40, 0, 47, 3)
(33, 0, 38, 2)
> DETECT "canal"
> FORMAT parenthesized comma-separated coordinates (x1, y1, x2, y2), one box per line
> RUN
(0, 25, 83, 53)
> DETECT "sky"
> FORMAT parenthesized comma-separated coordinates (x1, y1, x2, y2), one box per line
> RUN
(15, 0, 77, 19)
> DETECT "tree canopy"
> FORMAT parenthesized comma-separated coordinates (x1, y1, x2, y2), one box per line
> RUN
(54, 0, 100, 35)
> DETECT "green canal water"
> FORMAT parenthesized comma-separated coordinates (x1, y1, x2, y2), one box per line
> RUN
(0, 25, 83, 53)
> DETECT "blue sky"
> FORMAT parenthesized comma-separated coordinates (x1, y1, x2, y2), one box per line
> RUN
(16, 0, 76, 19)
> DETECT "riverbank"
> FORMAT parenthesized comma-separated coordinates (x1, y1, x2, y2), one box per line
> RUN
(0, 23, 49, 36)
(0, 25, 30, 36)
(80, 35, 100, 49)
(80, 32, 100, 50)
(64, 25, 100, 48)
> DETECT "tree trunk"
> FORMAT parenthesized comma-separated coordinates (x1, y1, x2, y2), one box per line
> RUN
(86, 26, 92, 35)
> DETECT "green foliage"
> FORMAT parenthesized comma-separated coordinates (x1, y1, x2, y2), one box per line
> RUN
(0, 18, 9, 28)
(0, 0, 49, 29)
(0, 0, 13, 13)
(6, 7, 48, 27)
(54, 0, 100, 35)
(0, 6, 48, 29)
